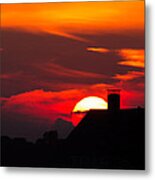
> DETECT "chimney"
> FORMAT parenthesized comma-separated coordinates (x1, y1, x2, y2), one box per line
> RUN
(107, 89, 121, 110)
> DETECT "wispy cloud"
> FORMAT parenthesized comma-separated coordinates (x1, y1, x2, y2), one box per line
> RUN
(44, 28, 91, 43)
(0, 72, 23, 80)
(86, 47, 144, 69)
(37, 62, 106, 79)
(87, 47, 110, 53)
(117, 49, 144, 68)
(113, 71, 144, 81)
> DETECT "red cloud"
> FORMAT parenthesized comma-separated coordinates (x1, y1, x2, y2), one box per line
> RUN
(2, 81, 144, 127)
(1, 84, 112, 126)
(2, 89, 76, 123)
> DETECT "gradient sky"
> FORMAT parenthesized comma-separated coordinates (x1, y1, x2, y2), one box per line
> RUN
(1, 1, 144, 140)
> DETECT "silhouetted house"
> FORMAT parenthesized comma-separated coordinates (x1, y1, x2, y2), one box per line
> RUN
(66, 89, 145, 169)
(42, 130, 58, 145)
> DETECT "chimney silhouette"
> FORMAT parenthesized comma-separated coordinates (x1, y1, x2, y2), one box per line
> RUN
(107, 89, 121, 110)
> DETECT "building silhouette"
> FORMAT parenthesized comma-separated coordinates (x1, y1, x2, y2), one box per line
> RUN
(66, 89, 145, 169)
(1, 89, 145, 169)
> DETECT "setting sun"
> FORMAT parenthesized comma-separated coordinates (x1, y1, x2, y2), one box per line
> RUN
(73, 96, 107, 113)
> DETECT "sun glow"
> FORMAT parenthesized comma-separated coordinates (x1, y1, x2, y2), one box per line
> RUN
(73, 96, 107, 113)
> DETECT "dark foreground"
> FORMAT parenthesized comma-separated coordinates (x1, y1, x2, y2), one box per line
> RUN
(1, 108, 145, 170)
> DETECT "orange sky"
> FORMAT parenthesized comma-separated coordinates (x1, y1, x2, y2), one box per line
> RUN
(1, 1, 144, 40)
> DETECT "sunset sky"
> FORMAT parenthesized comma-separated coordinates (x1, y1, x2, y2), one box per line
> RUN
(1, 1, 144, 140)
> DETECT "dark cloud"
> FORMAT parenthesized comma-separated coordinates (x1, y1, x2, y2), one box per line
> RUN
(79, 31, 144, 49)
(1, 28, 144, 97)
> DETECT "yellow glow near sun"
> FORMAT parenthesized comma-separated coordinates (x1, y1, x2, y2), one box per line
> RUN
(73, 96, 107, 112)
